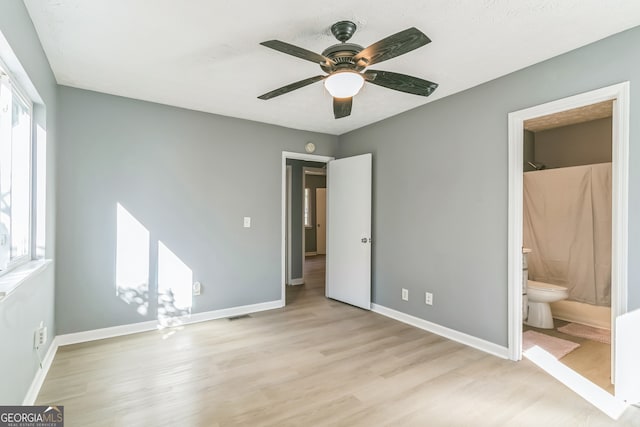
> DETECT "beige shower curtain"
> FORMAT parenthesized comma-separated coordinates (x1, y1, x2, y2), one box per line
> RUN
(523, 163, 611, 306)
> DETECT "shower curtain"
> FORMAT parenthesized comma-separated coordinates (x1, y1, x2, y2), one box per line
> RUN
(523, 162, 611, 306)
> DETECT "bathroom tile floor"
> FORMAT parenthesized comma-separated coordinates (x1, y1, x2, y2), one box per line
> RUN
(523, 319, 613, 394)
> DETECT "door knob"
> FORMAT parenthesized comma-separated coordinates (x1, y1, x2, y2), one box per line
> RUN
(361, 237, 371, 243)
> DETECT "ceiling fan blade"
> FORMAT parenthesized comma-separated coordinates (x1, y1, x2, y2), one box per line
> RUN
(261, 40, 333, 67)
(364, 70, 438, 97)
(354, 28, 430, 67)
(258, 75, 326, 100)
(333, 97, 352, 119)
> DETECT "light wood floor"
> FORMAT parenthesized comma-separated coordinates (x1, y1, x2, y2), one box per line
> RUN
(524, 320, 613, 394)
(37, 256, 639, 426)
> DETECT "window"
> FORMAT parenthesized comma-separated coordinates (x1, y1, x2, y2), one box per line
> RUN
(304, 188, 312, 228)
(0, 64, 33, 272)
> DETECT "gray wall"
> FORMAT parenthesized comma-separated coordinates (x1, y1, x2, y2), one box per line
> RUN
(338, 25, 640, 347)
(304, 174, 326, 253)
(523, 130, 536, 171)
(0, 2, 57, 404)
(56, 87, 337, 334)
(534, 117, 612, 168)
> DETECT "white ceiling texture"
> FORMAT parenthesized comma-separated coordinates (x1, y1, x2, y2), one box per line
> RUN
(23, 0, 640, 135)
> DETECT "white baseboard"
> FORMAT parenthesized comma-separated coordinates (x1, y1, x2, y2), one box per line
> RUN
(25, 300, 283, 404)
(56, 320, 158, 346)
(185, 300, 282, 324)
(305, 252, 317, 256)
(288, 278, 304, 286)
(57, 300, 283, 346)
(23, 337, 59, 405)
(371, 303, 509, 359)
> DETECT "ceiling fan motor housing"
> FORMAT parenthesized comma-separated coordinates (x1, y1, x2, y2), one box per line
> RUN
(321, 43, 364, 73)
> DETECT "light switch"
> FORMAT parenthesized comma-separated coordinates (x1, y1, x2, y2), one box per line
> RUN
(243, 217, 251, 228)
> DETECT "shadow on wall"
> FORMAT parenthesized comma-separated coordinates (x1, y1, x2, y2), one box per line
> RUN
(115, 203, 193, 328)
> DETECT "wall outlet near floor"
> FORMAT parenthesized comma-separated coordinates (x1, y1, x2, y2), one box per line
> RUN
(34, 322, 47, 349)
(401, 288, 409, 301)
(193, 281, 202, 296)
(425, 292, 433, 306)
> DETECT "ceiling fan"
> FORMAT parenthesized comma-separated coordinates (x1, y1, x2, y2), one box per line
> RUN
(258, 21, 438, 119)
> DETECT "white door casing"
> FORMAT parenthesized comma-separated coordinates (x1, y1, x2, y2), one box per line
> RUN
(281, 152, 333, 305)
(326, 153, 372, 310)
(507, 82, 629, 363)
(615, 308, 640, 404)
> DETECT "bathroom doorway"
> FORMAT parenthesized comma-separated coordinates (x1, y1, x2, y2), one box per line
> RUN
(521, 105, 613, 391)
(507, 83, 630, 392)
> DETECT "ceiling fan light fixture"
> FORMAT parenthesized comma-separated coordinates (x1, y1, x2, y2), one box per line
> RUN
(324, 71, 365, 98)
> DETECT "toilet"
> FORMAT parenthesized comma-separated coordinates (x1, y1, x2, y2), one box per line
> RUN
(525, 280, 569, 329)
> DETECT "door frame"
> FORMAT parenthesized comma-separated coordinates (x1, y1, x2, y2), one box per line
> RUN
(507, 82, 630, 364)
(281, 151, 333, 306)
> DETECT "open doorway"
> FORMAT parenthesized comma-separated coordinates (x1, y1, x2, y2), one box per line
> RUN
(281, 152, 333, 306)
(521, 102, 613, 392)
(507, 83, 630, 403)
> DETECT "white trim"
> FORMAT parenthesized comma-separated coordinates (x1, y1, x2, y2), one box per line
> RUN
(288, 278, 305, 286)
(56, 300, 282, 346)
(507, 82, 630, 363)
(186, 300, 282, 324)
(56, 319, 159, 346)
(305, 251, 317, 256)
(525, 346, 628, 420)
(0, 259, 51, 301)
(23, 300, 282, 404)
(22, 337, 59, 405)
(281, 151, 333, 306)
(371, 303, 509, 359)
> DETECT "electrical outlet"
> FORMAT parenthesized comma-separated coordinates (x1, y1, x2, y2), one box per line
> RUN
(425, 292, 433, 306)
(243, 217, 251, 228)
(34, 322, 47, 349)
(401, 288, 409, 301)
(193, 281, 201, 296)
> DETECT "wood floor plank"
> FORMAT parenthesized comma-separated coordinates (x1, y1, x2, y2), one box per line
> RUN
(36, 255, 639, 426)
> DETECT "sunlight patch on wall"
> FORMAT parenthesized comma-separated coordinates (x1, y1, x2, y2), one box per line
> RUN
(157, 241, 192, 327)
(115, 203, 149, 316)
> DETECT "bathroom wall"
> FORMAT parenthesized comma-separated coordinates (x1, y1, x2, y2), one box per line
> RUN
(523, 130, 536, 171)
(534, 117, 612, 168)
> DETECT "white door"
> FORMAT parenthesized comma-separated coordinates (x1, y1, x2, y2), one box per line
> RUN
(615, 308, 640, 404)
(326, 153, 372, 309)
(316, 188, 326, 255)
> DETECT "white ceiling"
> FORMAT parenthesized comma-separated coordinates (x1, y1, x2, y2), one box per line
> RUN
(23, 0, 640, 135)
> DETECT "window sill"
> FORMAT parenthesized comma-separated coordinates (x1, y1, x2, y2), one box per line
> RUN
(0, 259, 52, 301)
